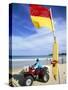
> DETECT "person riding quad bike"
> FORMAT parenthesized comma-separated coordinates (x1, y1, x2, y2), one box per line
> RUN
(32, 58, 42, 69)
(18, 58, 50, 86)
(9, 58, 49, 86)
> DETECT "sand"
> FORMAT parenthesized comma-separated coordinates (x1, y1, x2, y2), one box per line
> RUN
(9, 64, 66, 86)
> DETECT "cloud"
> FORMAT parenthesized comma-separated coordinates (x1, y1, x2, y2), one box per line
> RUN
(11, 28, 53, 56)
(12, 28, 53, 49)
(54, 17, 66, 53)
(11, 17, 66, 56)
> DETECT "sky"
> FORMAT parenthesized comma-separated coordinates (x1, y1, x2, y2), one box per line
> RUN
(9, 3, 66, 56)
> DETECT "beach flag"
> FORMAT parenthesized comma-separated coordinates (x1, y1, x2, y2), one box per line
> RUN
(51, 37, 59, 80)
(30, 5, 53, 31)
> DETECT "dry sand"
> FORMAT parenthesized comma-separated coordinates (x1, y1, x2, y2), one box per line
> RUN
(10, 64, 66, 86)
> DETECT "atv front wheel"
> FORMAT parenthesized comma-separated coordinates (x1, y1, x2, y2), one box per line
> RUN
(23, 76, 33, 86)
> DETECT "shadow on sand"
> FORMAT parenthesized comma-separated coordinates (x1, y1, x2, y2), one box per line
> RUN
(9, 74, 24, 86)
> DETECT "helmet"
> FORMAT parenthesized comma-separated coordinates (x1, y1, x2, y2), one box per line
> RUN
(36, 58, 39, 62)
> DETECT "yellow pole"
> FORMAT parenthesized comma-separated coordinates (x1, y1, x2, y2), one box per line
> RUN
(52, 38, 59, 80)
(50, 8, 59, 80)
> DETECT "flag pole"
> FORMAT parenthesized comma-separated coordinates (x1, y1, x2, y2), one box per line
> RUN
(49, 8, 60, 83)
(49, 8, 56, 41)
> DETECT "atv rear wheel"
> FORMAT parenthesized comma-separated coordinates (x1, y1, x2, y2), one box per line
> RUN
(23, 76, 33, 86)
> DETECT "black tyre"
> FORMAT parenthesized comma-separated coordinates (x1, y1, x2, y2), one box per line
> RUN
(43, 73, 49, 82)
(23, 76, 33, 86)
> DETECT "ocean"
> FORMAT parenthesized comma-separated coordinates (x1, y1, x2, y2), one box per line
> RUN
(9, 55, 66, 69)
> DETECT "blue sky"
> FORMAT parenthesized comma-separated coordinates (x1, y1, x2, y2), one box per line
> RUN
(9, 3, 66, 56)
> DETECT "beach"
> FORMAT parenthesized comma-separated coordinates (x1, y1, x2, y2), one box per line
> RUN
(9, 63, 66, 86)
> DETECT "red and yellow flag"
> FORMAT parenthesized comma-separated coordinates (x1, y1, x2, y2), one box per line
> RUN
(30, 5, 53, 31)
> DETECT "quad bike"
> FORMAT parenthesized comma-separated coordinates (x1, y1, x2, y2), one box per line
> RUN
(18, 65, 50, 86)
(9, 65, 49, 86)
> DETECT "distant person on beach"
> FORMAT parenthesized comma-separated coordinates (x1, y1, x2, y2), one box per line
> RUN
(32, 58, 42, 69)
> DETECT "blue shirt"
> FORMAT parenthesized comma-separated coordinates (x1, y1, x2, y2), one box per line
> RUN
(34, 62, 42, 69)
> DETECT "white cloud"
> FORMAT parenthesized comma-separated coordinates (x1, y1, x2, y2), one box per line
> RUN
(12, 28, 53, 50)
(11, 17, 66, 56)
